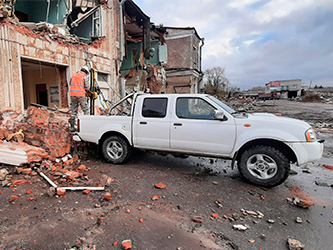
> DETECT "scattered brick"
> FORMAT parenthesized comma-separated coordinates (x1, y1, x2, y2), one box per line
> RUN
(26, 190, 32, 194)
(192, 216, 203, 223)
(9, 195, 19, 202)
(100, 174, 114, 186)
(122, 239, 132, 250)
(103, 192, 111, 200)
(12, 180, 28, 186)
(154, 182, 166, 189)
(152, 195, 159, 201)
(56, 188, 66, 196)
(78, 165, 87, 171)
(83, 189, 91, 194)
(22, 168, 32, 175)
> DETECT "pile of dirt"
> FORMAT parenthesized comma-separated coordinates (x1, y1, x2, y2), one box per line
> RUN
(301, 94, 324, 102)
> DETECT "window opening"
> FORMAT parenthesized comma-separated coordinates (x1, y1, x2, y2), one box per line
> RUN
(176, 97, 215, 120)
(142, 98, 168, 118)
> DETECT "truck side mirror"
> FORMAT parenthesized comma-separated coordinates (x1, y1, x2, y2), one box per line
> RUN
(213, 110, 225, 120)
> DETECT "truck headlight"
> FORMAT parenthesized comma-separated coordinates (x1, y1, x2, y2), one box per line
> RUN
(305, 128, 317, 142)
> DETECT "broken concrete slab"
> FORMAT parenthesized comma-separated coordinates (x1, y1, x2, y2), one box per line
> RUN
(0, 141, 48, 166)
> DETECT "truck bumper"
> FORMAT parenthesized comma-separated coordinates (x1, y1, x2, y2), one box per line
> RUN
(287, 140, 324, 165)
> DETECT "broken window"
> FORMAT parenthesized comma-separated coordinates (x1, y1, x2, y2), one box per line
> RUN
(68, 5, 106, 43)
(15, 0, 67, 24)
(95, 72, 110, 109)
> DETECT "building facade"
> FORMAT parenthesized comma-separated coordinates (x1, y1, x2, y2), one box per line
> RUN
(265, 79, 302, 98)
(0, 0, 166, 113)
(164, 27, 204, 94)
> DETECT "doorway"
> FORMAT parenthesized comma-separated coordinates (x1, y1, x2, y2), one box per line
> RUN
(36, 84, 48, 106)
(21, 59, 65, 109)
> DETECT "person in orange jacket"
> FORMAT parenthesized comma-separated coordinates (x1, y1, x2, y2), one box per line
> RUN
(69, 66, 90, 131)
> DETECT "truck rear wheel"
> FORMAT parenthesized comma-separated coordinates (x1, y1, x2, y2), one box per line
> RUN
(102, 136, 132, 164)
(238, 145, 290, 187)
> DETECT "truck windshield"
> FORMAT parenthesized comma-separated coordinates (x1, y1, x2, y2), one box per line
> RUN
(207, 96, 235, 114)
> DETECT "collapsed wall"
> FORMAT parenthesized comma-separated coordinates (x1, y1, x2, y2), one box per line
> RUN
(0, 105, 71, 166)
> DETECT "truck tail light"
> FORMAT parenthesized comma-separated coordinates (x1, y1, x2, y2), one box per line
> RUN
(305, 128, 316, 142)
(77, 119, 80, 132)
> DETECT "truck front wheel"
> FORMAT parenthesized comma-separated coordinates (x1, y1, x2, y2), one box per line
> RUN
(102, 136, 132, 164)
(238, 145, 290, 187)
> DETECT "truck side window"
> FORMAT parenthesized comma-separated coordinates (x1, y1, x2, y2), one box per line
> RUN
(142, 98, 168, 118)
(176, 97, 215, 119)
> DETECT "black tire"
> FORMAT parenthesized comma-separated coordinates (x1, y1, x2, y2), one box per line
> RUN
(238, 145, 290, 187)
(102, 136, 132, 164)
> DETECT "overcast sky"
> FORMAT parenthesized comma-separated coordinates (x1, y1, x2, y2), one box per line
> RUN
(134, 0, 333, 90)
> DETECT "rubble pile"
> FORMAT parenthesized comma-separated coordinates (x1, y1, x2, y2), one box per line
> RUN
(0, 105, 71, 166)
(224, 97, 255, 111)
(300, 94, 326, 103)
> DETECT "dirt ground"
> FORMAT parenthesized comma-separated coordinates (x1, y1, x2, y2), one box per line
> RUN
(0, 99, 332, 250)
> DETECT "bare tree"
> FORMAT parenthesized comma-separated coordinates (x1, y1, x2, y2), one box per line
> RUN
(204, 67, 230, 91)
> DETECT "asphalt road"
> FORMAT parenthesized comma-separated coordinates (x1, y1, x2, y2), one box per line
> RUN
(0, 100, 332, 250)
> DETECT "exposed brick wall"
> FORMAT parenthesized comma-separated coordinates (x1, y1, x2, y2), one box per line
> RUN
(166, 36, 191, 69)
(166, 75, 191, 93)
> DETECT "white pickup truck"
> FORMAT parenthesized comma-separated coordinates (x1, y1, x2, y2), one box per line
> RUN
(75, 93, 324, 187)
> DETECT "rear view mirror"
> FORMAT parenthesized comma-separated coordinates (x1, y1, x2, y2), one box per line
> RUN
(214, 110, 225, 120)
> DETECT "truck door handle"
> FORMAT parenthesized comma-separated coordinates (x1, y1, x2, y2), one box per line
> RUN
(174, 123, 182, 126)
(140, 121, 147, 125)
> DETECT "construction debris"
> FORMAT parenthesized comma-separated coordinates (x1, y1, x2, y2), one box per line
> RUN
(287, 238, 305, 250)
(0, 105, 71, 167)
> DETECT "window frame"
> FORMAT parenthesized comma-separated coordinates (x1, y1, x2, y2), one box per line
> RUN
(142, 98, 168, 118)
(176, 97, 216, 120)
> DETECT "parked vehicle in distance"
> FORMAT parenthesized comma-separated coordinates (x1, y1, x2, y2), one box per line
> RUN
(74, 93, 324, 187)
(258, 92, 282, 100)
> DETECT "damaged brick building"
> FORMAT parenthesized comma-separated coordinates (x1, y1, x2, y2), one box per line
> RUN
(0, 0, 170, 165)
(0, 0, 168, 113)
(164, 27, 204, 94)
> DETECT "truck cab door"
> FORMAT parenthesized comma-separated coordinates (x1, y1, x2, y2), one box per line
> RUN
(133, 96, 170, 150)
(170, 97, 236, 157)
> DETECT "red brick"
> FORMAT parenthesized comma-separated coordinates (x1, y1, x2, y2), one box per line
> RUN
(122, 240, 131, 250)
(152, 195, 159, 201)
(154, 182, 166, 189)
(57, 188, 66, 196)
(104, 192, 111, 201)
(78, 165, 87, 171)
(12, 180, 28, 186)
(9, 195, 19, 202)
(22, 168, 32, 175)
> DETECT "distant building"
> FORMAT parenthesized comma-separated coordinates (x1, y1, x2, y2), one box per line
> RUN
(265, 79, 302, 98)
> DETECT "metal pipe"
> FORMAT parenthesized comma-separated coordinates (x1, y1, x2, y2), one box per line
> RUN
(118, 0, 128, 98)
(62, 186, 104, 191)
(119, 0, 128, 62)
(39, 172, 58, 188)
(46, 0, 50, 23)
(198, 37, 205, 93)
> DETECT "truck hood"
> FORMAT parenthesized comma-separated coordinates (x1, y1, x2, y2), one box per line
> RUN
(234, 112, 312, 141)
(241, 112, 310, 127)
